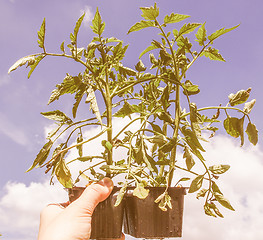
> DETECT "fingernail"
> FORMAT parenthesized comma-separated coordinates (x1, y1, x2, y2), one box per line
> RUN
(100, 177, 114, 189)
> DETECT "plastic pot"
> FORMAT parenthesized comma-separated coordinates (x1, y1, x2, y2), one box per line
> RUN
(67, 186, 124, 239)
(123, 187, 187, 238)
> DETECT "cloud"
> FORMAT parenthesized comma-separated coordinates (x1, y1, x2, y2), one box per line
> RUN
(0, 181, 66, 240)
(1, 125, 263, 239)
(81, 5, 94, 27)
(0, 112, 30, 146)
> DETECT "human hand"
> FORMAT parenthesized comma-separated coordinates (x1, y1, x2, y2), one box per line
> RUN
(38, 177, 124, 240)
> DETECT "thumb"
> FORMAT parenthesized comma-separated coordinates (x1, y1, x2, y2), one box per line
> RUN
(72, 177, 114, 215)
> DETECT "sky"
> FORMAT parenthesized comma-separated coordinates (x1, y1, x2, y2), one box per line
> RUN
(0, 0, 263, 239)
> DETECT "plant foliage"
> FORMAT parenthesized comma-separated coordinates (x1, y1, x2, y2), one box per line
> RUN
(9, 4, 258, 217)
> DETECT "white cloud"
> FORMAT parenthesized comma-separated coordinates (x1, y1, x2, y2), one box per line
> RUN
(0, 112, 30, 146)
(0, 181, 66, 240)
(1, 124, 263, 240)
(81, 5, 94, 27)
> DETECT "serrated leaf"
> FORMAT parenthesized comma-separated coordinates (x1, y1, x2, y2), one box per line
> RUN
(8, 55, 36, 74)
(228, 88, 251, 106)
(214, 192, 235, 211)
(112, 42, 129, 61)
(133, 182, 149, 199)
(41, 110, 73, 124)
(55, 159, 72, 188)
(164, 13, 190, 24)
(195, 22, 207, 46)
(243, 99, 256, 114)
(114, 101, 136, 118)
(208, 24, 240, 43)
(28, 54, 45, 78)
(188, 175, 204, 193)
(178, 23, 201, 37)
(158, 137, 176, 153)
(37, 18, 46, 49)
(140, 3, 159, 20)
(201, 47, 225, 62)
(85, 86, 102, 124)
(90, 8, 105, 36)
(246, 122, 258, 145)
(128, 20, 155, 34)
(209, 165, 230, 174)
(26, 140, 53, 172)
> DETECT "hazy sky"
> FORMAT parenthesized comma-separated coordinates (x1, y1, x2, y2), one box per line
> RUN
(1, 0, 263, 239)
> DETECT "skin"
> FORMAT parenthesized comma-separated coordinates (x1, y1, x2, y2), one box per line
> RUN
(38, 178, 125, 240)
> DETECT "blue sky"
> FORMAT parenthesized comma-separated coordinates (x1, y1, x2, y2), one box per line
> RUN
(1, 0, 263, 239)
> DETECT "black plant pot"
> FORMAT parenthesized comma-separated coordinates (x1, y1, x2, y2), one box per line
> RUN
(123, 187, 187, 239)
(67, 186, 124, 239)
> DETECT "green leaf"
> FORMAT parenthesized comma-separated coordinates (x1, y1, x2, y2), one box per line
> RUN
(101, 140, 113, 152)
(158, 137, 176, 153)
(112, 42, 129, 61)
(72, 85, 86, 118)
(133, 182, 149, 199)
(28, 54, 45, 78)
(114, 183, 127, 206)
(178, 23, 201, 37)
(41, 110, 73, 124)
(8, 55, 36, 74)
(212, 181, 223, 195)
(48, 74, 83, 104)
(183, 146, 195, 170)
(214, 192, 235, 211)
(60, 41, 65, 53)
(243, 99, 256, 114)
(37, 18, 46, 49)
(182, 80, 200, 96)
(85, 86, 102, 125)
(201, 47, 225, 62)
(135, 60, 147, 72)
(114, 101, 136, 118)
(72, 13, 85, 42)
(209, 165, 230, 174)
(181, 127, 205, 152)
(246, 122, 258, 145)
(208, 24, 240, 43)
(223, 117, 240, 138)
(26, 140, 53, 172)
(196, 188, 208, 199)
(195, 22, 207, 46)
(128, 20, 155, 34)
(228, 88, 251, 106)
(223, 116, 245, 146)
(90, 8, 105, 36)
(164, 13, 190, 24)
(139, 45, 158, 58)
(140, 3, 159, 20)
(55, 159, 73, 188)
(188, 175, 204, 193)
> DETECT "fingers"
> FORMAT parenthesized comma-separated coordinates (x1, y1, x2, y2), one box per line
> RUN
(71, 177, 114, 215)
